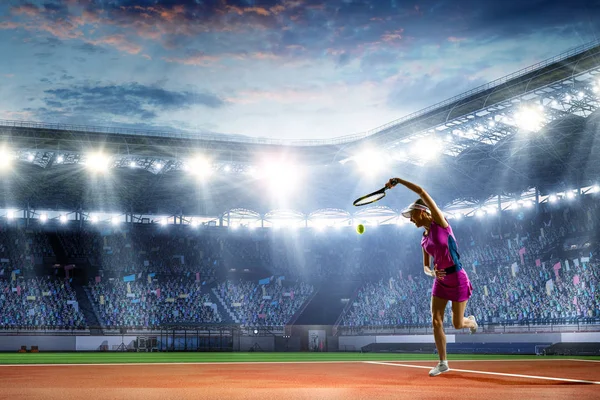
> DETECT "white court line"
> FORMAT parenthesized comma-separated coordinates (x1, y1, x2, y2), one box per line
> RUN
(365, 361, 600, 385)
(567, 358, 600, 363)
(0, 358, 595, 368)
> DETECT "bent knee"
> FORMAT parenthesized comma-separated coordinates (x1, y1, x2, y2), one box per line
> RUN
(451, 315, 464, 329)
(432, 317, 444, 328)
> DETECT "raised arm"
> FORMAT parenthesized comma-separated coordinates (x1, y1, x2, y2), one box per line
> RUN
(386, 177, 448, 228)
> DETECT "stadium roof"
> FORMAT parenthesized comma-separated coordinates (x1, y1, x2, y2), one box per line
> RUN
(1, 41, 600, 216)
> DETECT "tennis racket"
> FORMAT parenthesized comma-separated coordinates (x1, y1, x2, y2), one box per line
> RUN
(353, 179, 400, 206)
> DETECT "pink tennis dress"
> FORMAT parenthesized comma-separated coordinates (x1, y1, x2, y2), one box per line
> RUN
(421, 220, 473, 302)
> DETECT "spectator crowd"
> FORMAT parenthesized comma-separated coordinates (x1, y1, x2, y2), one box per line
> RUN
(0, 193, 598, 330)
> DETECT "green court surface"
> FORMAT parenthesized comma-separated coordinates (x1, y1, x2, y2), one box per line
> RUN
(0, 352, 599, 365)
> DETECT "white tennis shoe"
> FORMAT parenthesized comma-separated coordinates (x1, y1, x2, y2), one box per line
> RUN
(468, 315, 478, 334)
(429, 361, 450, 377)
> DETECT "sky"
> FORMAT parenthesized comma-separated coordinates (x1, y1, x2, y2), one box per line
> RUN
(0, 0, 599, 141)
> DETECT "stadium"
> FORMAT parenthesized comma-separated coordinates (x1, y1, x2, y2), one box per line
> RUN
(1, 4, 600, 399)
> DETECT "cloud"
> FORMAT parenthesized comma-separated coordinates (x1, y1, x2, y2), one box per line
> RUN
(163, 49, 220, 66)
(2, 0, 599, 142)
(6, 2, 84, 39)
(37, 83, 226, 121)
(1, 1, 414, 63)
(162, 48, 282, 67)
(0, 110, 35, 120)
(88, 34, 142, 55)
(381, 29, 404, 43)
(225, 4, 287, 17)
(37, 37, 63, 48)
(34, 52, 54, 58)
(0, 21, 19, 30)
(385, 70, 488, 111)
(12, 4, 40, 18)
(75, 42, 107, 54)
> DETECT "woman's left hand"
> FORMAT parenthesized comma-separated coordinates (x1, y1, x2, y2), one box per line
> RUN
(433, 264, 446, 281)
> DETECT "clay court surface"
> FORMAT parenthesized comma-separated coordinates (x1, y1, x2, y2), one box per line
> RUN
(1, 355, 599, 400)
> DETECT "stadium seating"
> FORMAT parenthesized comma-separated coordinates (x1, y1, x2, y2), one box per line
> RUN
(215, 279, 314, 326)
(87, 278, 222, 329)
(0, 277, 86, 330)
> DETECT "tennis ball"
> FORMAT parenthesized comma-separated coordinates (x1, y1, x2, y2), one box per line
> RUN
(356, 224, 365, 234)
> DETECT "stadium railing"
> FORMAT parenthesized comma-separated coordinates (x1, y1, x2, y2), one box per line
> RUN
(336, 318, 600, 336)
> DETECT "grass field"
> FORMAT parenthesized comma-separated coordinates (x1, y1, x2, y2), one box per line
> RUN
(1, 352, 599, 364)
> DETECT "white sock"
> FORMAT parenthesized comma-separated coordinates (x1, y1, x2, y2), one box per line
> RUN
(440, 360, 448, 366)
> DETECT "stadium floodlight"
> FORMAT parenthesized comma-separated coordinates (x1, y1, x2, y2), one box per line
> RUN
(286, 222, 299, 231)
(549, 194, 558, 203)
(411, 137, 442, 161)
(230, 223, 239, 230)
(188, 156, 212, 179)
(565, 94, 572, 102)
(86, 152, 110, 172)
(159, 218, 168, 226)
(260, 160, 304, 195)
(551, 100, 559, 107)
(155, 163, 163, 170)
(27, 153, 35, 162)
(454, 213, 463, 220)
(246, 166, 258, 178)
(352, 149, 386, 175)
(390, 149, 407, 161)
(313, 221, 326, 231)
(90, 215, 99, 224)
(6, 210, 15, 220)
(514, 106, 545, 132)
(566, 191, 575, 200)
(59, 215, 67, 224)
(524, 201, 534, 208)
(129, 161, 136, 168)
(190, 220, 199, 228)
(56, 155, 64, 164)
(592, 185, 599, 193)
(475, 209, 485, 218)
(0, 147, 12, 169)
(40, 213, 48, 223)
(489, 121, 496, 128)
(486, 207, 497, 215)
(111, 216, 120, 225)
(577, 91, 584, 100)
(224, 165, 231, 173)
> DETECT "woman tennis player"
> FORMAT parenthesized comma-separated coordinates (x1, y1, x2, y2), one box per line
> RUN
(386, 177, 478, 377)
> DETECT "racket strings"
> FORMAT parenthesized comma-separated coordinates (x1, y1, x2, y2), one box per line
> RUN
(354, 192, 385, 206)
